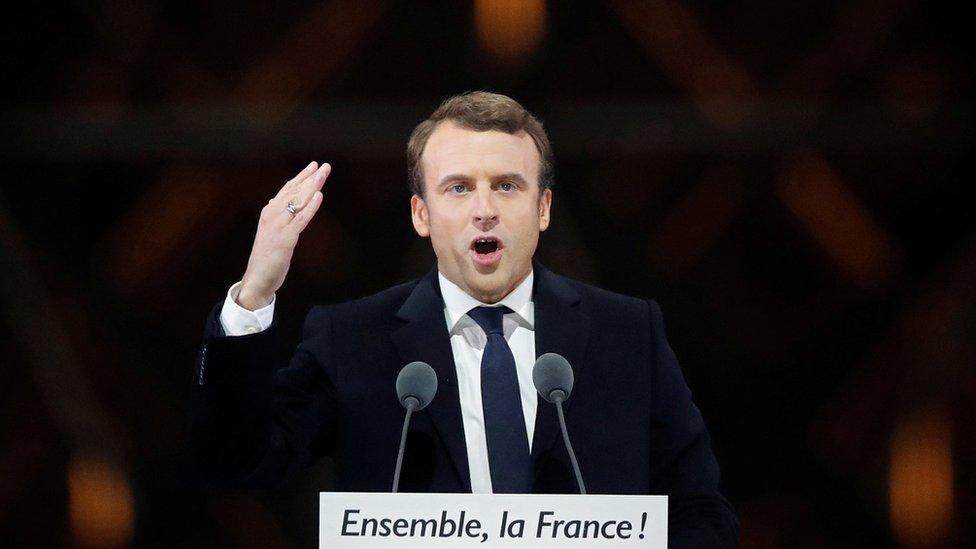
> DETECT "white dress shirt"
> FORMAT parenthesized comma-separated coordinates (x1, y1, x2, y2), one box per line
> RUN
(218, 271, 538, 494)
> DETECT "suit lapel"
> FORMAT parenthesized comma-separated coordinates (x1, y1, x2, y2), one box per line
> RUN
(531, 264, 591, 469)
(390, 268, 472, 492)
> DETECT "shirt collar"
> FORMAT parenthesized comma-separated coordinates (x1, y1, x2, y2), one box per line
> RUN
(438, 270, 535, 332)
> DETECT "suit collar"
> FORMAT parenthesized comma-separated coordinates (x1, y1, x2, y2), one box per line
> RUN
(531, 260, 582, 308)
(395, 265, 444, 322)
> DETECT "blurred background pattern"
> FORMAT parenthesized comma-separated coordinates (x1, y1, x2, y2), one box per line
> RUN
(1, 1, 973, 547)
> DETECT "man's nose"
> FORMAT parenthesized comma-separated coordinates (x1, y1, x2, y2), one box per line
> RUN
(472, 185, 498, 227)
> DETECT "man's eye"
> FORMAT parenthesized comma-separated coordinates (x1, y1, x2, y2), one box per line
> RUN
(448, 184, 468, 194)
(499, 182, 516, 192)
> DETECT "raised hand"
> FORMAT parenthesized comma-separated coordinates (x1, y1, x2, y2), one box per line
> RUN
(237, 161, 330, 310)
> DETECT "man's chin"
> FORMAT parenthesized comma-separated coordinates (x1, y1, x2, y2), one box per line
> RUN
(462, 270, 508, 303)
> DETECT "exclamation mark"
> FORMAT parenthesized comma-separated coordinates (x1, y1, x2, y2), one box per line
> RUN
(638, 512, 647, 539)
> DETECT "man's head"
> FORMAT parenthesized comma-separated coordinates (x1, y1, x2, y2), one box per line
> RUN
(408, 92, 553, 303)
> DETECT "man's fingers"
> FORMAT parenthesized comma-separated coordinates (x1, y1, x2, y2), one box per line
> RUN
(293, 163, 331, 204)
(267, 163, 330, 228)
(290, 191, 324, 233)
(273, 161, 318, 202)
(286, 162, 331, 215)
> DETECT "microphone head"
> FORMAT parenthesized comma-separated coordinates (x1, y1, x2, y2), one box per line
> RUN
(396, 361, 438, 410)
(533, 353, 574, 403)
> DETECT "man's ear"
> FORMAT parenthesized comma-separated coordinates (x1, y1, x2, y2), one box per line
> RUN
(538, 188, 552, 232)
(410, 194, 430, 237)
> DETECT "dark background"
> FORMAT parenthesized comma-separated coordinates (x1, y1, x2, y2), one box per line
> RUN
(1, 1, 973, 547)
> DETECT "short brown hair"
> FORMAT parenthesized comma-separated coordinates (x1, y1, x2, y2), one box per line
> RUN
(406, 91, 554, 197)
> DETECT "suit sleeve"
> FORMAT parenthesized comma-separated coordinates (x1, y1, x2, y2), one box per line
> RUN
(190, 302, 338, 488)
(646, 300, 739, 548)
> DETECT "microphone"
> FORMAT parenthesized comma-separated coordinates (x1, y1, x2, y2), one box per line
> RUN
(533, 353, 586, 494)
(392, 361, 437, 492)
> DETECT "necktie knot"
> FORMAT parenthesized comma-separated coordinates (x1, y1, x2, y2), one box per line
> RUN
(467, 306, 511, 337)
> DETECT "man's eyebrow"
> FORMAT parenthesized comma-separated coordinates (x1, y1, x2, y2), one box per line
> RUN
(492, 173, 527, 185)
(438, 174, 473, 186)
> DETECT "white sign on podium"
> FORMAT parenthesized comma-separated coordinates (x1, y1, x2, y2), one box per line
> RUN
(320, 492, 667, 548)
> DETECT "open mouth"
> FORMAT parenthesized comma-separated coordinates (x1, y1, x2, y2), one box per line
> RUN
(470, 236, 503, 266)
(473, 238, 499, 254)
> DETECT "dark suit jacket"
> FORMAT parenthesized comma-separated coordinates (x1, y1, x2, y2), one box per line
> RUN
(191, 264, 738, 547)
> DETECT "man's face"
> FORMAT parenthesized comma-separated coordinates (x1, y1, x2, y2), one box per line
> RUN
(411, 121, 552, 303)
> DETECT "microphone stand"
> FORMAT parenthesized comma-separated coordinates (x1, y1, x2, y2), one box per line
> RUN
(392, 396, 418, 493)
(551, 390, 586, 495)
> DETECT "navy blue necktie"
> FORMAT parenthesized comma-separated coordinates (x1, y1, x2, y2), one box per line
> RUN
(467, 306, 532, 493)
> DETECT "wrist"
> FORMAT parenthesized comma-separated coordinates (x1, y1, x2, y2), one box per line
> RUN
(236, 285, 272, 311)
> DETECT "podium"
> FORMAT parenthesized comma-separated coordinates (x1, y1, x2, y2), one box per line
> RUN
(320, 492, 667, 547)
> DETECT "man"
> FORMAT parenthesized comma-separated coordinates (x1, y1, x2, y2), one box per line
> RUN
(192, 92, 738, 546)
